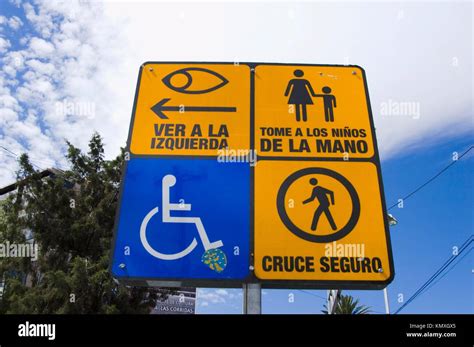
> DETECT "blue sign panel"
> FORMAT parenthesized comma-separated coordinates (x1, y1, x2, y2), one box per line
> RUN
(111, 157, 250, 281)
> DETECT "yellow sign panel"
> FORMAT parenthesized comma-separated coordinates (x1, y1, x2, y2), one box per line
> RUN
(254, 160, 393, 284)
(130, 63, 250, 156)
(255, 65, 375, 159)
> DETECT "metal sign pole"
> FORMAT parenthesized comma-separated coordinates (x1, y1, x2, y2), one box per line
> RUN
(383, 287, 390, 314)
(243, 283, 261, 314)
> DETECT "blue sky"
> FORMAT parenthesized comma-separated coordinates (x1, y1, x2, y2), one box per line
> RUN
(0, 0, 472, 314)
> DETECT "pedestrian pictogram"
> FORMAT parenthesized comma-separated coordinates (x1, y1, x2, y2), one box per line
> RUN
(304, 178, 337, 231)
(276, 167, 360, 244)
(303, 178, 337, 230)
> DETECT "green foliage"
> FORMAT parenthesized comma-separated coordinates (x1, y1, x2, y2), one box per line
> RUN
(0, 133, 162, 314)
(322, 294, 371, 314)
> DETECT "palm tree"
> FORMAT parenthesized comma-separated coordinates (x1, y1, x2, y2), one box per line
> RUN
(322, 294, 371, 314)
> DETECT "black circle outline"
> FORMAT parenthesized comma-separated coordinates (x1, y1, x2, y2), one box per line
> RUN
(277, 167, 360, 243)
(172, 71, 193, 90)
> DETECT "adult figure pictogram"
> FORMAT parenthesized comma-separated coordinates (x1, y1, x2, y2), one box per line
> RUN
(284, 69, 316, 122)
(302, 178, 337, 231)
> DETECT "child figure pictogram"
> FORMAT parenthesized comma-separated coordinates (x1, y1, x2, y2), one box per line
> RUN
(315, 86, 337, 122)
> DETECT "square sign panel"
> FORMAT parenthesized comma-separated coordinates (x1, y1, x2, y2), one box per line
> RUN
(254, 160, 393, 287)
(255, 65, 375, 159)
(111, 157, 250, 285)
(111, 62, 393, 289)
(130, 63, 250, 157)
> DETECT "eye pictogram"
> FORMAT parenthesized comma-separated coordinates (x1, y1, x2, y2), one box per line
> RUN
(162, 67, 229, 94)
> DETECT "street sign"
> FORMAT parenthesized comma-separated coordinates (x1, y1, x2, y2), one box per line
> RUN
(110, 62, 393, 289)
(255, 65, 375, 159)
(152, 288, 196, 315)
(111, 157, 250, 284)
(129, 64, 250, 157)
(254, 160, 391, 284)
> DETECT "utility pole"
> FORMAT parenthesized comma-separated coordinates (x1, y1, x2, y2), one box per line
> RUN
(327, 289, 341, 314)
(243, 283, 261, 314)
(384, 213, 397, 314)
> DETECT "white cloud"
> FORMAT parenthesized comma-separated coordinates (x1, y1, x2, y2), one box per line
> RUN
(196, 288, 242, 313)
(197, 288, 241, 307)
(197, 289, 228, 305)
(9, 0, 22, 8)
(0, 37, 11, 54)
(23, 2, 55, 38)
(28, 37, 54, 56)
(8, 16, 23, 30)
(0, 0, 132, 185)
(25, 59, 55, 75)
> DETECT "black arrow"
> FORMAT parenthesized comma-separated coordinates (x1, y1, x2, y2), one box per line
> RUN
(151, 98, 237, 119)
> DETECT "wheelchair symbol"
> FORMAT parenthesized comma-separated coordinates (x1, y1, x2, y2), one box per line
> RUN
(140, 174, 223, 260)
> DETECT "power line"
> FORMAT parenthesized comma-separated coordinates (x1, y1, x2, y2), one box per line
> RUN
(0, 146, 18, 158)
(387, 145, 473, 210)
(418, 247, 472, 297)
(297, 289, 327, 301)
(410, 235, 473, 301)
(0, 145, 46, 171)
(394, 235, 472, 314)
(394, 235, 473, 314)
(398, 235, 473, 312)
